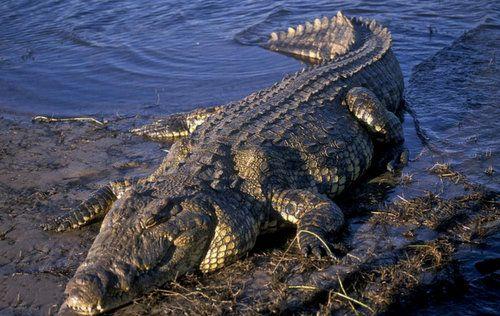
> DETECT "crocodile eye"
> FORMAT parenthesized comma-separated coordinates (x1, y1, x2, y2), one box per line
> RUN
(170, 204, 182, 216)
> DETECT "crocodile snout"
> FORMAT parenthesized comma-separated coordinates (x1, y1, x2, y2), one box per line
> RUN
(65, 273, 105, 315)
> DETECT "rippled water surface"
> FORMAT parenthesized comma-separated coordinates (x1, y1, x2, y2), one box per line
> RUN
(406, 24, 499, 315)
(0, 0, 498, 116)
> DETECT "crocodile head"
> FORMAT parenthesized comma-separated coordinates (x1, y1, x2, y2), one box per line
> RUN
(63, 190, 215, 315)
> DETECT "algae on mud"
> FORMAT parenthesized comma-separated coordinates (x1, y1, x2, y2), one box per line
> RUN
(0, 22, 499, 316)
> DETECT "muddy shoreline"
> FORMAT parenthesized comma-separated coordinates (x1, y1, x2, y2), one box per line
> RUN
(0, 116, 164, 315)
(1, 25, 499, 315)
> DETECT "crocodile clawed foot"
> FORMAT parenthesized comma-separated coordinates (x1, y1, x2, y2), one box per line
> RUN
(298, 228, 335, 259)
(130, 114, 190, 140)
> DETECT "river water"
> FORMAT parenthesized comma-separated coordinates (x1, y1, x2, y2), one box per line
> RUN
(0, 0, 498, 116)
(1, 0, 499, 314)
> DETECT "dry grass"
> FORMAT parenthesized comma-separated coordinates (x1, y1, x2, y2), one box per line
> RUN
(370, 189, 498, 243)
(400, 172, 415, 186)
(124, 184, 498, 315)
(429, 162, 467, 184)
(354, 239, 459, 313)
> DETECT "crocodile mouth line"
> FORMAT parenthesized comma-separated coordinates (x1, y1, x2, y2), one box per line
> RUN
(65, 302, 103, 315)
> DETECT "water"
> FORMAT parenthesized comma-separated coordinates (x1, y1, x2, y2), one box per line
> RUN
(0, 0, 497, 116)
(408, 23, 499, 192)
(406, 23, 499, 315)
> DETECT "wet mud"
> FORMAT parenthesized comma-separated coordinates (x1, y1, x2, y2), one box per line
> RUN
(0, 25, 498, 315)
(0, 117, 163, 315)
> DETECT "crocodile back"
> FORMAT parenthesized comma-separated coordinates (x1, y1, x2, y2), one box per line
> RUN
(164, 13, 404, 199)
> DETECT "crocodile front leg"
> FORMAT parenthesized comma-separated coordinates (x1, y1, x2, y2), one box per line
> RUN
(42, 179, 132, 232)
(345, 87, 407, 170)
(131, 105, 222, 141)
(271, 189, 344, 258)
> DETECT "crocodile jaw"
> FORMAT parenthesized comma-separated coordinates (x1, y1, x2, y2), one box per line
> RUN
(63, 246, 176, 315)
(63, 260, 140, 315)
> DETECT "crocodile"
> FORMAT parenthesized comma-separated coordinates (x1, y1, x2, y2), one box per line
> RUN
(43, 12, 406, 315)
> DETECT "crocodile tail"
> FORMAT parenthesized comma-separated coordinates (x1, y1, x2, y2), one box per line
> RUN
(265, 11, 357, 62)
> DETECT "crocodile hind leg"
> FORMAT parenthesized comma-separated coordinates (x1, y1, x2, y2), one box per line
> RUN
(345, 87, 404, 144)
(345, 87, 408, 170)
(42, 179, 132, 232)
(271, 189, 344, 258)
(131, 105, 222, 141)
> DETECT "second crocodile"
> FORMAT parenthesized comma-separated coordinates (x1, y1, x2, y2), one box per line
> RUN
(43, 12, 406, 315)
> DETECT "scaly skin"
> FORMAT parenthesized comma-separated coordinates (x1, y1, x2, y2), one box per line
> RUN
(43, 12, 406, 314)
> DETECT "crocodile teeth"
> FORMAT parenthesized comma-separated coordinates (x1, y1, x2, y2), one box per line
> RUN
(296, 24, 304, 36)
(305, 21, 313, 33)
(321, 16, 329, 28)
(313, 18, 322, 31)
(278, 31, 287, 41)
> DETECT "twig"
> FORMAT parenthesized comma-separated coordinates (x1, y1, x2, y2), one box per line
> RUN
(396, 195, 410, 203)
(289, 283, 374, 313)
(0, 225, 15, 240)
(331, 291, 374, 313)
(32, 115, 107, 126)
(402, 270, 419, 283)
(288, 285, 318, 291)
(271, 234, 298, 274)
(338, 276, 359, 315)
(346, 253, 362, 261)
